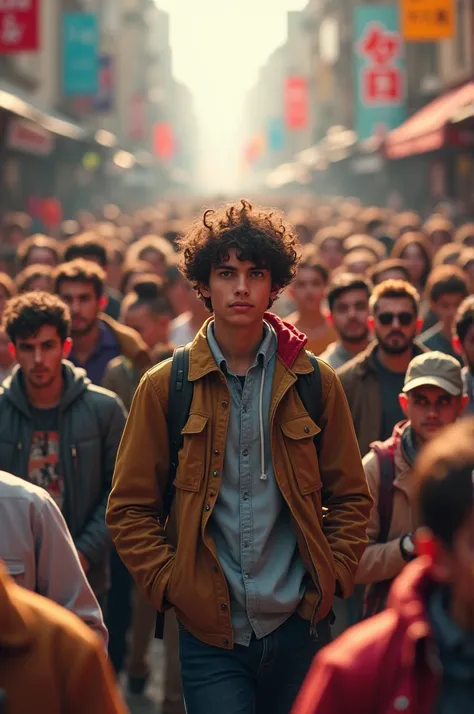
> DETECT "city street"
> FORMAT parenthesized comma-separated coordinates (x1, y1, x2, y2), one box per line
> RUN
(123, 640, 165, 714)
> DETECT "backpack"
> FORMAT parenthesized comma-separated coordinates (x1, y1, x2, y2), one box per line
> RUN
(362, 437, 397, 619)
(155, 343, 324, 638)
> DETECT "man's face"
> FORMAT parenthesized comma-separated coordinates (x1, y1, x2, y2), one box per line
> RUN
(461, 323, 474, 371)
(290, 267, 326, 312)
(331, 288, 369, 343)
(27, 247, 57, 268)
(319, 239, 344, 270)
(57, 281, 100, 337)
(373, 297, 418, 355)
(432, 292, 466, 333)
(403, 385, 464, 442)
(201, 248, 276, 327)
(125, 305, 170, 349)
(12, 325, 69, 390)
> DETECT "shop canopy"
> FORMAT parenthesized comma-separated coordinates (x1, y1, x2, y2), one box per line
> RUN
(385, 81, 474, 159)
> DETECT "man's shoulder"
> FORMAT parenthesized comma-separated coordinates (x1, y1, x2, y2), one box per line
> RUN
(81, 381, 126, 413)
(0, 470, 51, 505)
(337, 346, 372, 380)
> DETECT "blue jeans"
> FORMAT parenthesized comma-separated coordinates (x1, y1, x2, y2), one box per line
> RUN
(178, 613, 330, 714)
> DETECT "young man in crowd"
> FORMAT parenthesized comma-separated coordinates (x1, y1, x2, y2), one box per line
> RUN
(286, 254, 338, 355)
(420, 265, 468, 362)
(339, 280, 426, 456)
(319, 273, 371, 369)
(293, 416, 474, 714)
(170, 283, 209, 345)
(54, 258, 151, 386)
(356, 351, 467, 616)
(0, 563, 128, 714)
(0, 292, 126, 603)
(454, 295, 474, 414)
(107, 200, 371, 714)
(0, 469, 108, 647)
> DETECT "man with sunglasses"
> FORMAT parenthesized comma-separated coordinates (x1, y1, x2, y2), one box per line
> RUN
(339, 280, 428, 457)
(355, 351, 467, 616)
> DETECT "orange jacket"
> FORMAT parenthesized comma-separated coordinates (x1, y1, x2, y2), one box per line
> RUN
(106, 314, 372, 649)
(0, 562, 128, 714)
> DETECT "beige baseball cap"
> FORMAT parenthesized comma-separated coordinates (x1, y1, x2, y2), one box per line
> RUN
(403, 351, 464, 396)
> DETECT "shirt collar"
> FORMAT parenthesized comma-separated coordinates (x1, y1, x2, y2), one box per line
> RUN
(206, 320, 277, 374)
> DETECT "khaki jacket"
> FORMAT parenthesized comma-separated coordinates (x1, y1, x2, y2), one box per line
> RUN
(338, 341, 428, 457)
(0, 563, 128, 714)
(356, 422, 417, 585)
(106, 314, 372, 650)
(100, 312, 152, 374)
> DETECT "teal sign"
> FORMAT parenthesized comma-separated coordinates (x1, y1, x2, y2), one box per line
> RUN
(62, 13, 99, 96)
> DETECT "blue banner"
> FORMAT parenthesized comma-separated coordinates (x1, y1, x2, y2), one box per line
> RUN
(63, 13, 99, 96)
(95, 54, 114, 112)
(267, 117, 285, 152)
(354, 5, 406, 141)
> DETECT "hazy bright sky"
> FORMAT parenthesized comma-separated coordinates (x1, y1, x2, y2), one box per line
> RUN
(157, 0, 307, 192)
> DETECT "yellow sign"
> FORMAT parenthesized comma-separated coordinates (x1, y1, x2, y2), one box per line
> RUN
(402, 0, 454, 41)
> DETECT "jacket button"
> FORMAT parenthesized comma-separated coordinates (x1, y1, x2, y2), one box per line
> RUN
(223, 639, 229, 646)
(221, 603, 228, 610)
(205, 504, 211, 511)
(212, 565, 218, 573)
(213, 470, 219, 477)
(394, 697, 409, 711)
(214, 449, 220, 455)
(304, 426, 310, 434)
(221, 400, 228, 408)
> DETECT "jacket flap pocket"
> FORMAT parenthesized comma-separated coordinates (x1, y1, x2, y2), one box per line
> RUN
(5, 559, 25, 576)
(181, 413, 209, 435)
(281, 416, 321, 441)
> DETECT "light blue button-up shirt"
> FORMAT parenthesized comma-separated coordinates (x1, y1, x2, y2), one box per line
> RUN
(207, 320, 307, 646)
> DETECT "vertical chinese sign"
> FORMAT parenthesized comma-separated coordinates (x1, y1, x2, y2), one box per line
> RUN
(284, 76, 308, 130)
(354, 5, 406, 142)
(0, 0, 39, 53)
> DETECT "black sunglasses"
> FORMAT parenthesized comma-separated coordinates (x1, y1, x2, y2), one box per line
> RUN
(377, 311, 414, 327)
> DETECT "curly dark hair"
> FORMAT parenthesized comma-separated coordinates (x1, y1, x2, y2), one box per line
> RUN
(177, 200, 299, 310)
(3, 291, 71, 344)
(53, 258, 105, 299)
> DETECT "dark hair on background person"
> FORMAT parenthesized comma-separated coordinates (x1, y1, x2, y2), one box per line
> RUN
(369, 279, 420, 314)
(0, 272, 16, 300)
(15, 265, 54, 294)
(121, 278, 171, 317)
(63, 233, 109, 268)
(120, 259, 155, 295)
(327, 273, 372, 312)
(426, 265, 469, 303)
(53, 258, 105, 299)
(2, 291, 71, 345)
(178, 200, 299, 311)
(415, 418, 474, 549)
(298, 249, 330, 284)
(16, 234, 60, 270)
(455, 295, 474, 344)
(368, 258, 410, 285)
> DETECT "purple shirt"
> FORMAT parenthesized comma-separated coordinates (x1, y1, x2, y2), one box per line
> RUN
(69, 320, 120, 385)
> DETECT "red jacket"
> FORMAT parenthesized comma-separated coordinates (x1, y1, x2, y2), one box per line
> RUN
(292, 557, 440, 714)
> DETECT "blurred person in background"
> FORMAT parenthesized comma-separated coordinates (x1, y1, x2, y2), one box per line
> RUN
(391, 231, 432, 296)
(454, 296, 474, 415)
(16, 234, 60, 271)
(320, 273, 371, 369)
(368, 259, 410, 285)
(0, 469, 107, 647)
(424, 214, 454, 251)
(63, 233, 123, 320)
(419, 266, 468, 363)
(286, 253, 337, 355)
(0, 292, 126, 604)
(314, 227, 346, 271)
(458, 248, 474, 293)
(339, 280, 426, 456)
(433, 244, 463, 267)
(127, 235, 175, 278)
(165, 263, 193, 317)
(15, 265, 54, 294)
(54, 259, 151, 386)
(120, 259, 158, 296)
(293, 417, 474, 714)
(342, 247, 377, 276)
(454, 222, 474, 248)
(1, 211, 31, 248)
(0, 272, 16, 320)
(103, 279, 172, 410)
(356, 352, 467, 618)
(170, 283, 210, 345)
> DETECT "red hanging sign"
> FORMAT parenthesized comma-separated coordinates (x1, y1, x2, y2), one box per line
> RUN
(0, 0, 39, 53)
(284, 76, 308, 130)
(153, 122, 175, 160)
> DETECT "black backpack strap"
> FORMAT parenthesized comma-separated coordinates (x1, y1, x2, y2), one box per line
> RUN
(156, 344, 194, 640)
(295, 351, 323, 452)
(162, 344, 194, 523)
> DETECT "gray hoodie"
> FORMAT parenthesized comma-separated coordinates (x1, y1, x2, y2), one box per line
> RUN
(0, 470, 108, 647)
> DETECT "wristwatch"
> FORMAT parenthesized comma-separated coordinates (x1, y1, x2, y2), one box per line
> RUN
(400, 533, 416, 562)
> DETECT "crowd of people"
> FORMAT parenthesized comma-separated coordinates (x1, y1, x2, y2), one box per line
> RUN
(0, 196, 474, 713)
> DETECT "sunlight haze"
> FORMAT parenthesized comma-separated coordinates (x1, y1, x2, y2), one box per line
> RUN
(156, 0, 308, 193)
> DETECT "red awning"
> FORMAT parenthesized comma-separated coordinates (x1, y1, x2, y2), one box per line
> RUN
(385, 81, 474, 159)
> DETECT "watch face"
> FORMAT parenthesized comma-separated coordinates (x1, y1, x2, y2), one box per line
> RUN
(405, 536, 415, 554)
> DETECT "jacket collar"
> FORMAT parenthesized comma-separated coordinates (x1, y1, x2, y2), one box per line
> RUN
(351, 340, 429, 378)
(188, 313, 311, 382)
(0, 562, 34, 649)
